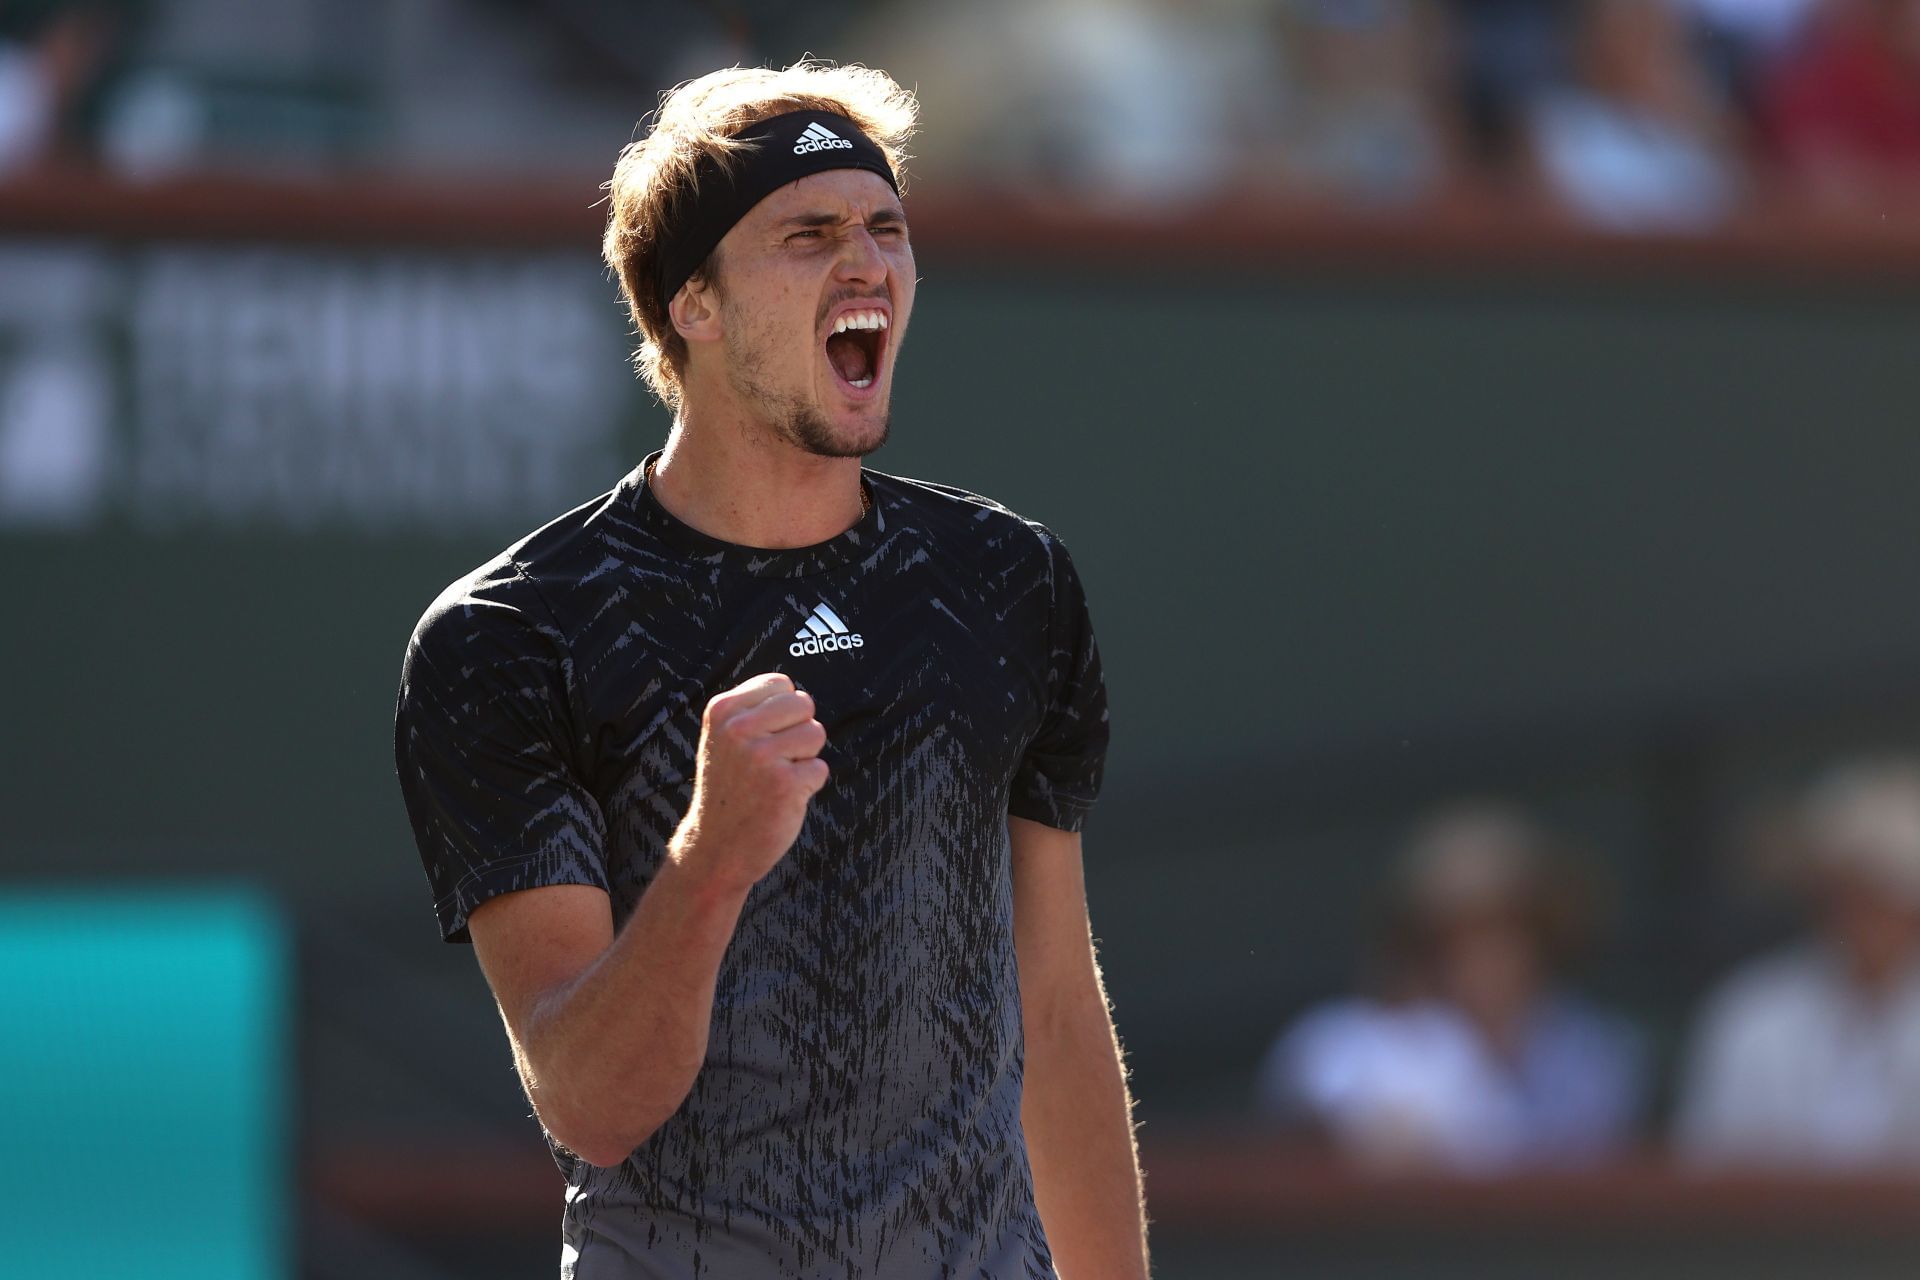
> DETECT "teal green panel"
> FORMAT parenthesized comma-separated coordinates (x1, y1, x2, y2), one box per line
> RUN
(0, 887, 289, 1279)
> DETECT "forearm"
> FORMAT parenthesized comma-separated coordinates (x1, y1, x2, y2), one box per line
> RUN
(1022, 984, 1149, 1279)
(470, 673, 824, 1167)
(523, 851, 749, 1163)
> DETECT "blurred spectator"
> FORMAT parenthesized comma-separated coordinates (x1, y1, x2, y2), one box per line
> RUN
(1762, 0, 1920, 212)
(1528, 0, 1743, 230)
(1675, 0, 1821, 120)
(1678, 758, 1920, 1168)
(1258, 804, 1643, 1172)
(1269, 0, 1459, 208)
(867, 0, 1284, 208)
(0, 31, 54, 171)
(1444, 0, 1577, 174)
(0, 2, 133, 175)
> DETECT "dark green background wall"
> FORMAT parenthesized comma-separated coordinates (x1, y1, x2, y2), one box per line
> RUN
(8, 245, 1920, 1119)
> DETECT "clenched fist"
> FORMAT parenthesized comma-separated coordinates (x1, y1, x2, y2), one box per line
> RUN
(669, 672, 828, 893)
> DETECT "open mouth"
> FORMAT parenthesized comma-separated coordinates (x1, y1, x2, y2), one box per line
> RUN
(824, 307, 889, 392)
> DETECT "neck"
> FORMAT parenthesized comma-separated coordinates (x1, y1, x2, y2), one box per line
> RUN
(648, 402, 866, 550)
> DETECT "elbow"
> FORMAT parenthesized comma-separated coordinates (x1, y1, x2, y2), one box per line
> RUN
(537, 1080, 695, 1169)
(518, 1030, 706, 1167)
(568, 1135, 647, 1170)
(546, 1110, 665, 1169)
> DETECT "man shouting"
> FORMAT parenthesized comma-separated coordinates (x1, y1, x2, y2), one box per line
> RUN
(393, 59, 1148, 1279)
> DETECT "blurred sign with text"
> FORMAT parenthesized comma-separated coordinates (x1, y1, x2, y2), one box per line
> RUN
(0, 243, 638, 535)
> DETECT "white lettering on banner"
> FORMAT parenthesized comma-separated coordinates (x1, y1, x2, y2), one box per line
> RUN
(125, 248, 631, 532)
(0, 249, 116, 530)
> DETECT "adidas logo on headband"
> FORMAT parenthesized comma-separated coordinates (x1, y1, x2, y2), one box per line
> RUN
(794, 122, 854, 155)
(657, 111, 899, 309)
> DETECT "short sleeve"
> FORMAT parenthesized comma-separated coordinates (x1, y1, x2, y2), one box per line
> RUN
(1008, 528, 1109, 831)
(393, 566, 609, 943)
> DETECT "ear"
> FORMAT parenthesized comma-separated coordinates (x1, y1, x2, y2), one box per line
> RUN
(669, 277, 723, 343)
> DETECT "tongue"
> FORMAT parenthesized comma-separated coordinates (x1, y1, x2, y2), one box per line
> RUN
(826, 332, 872, 384)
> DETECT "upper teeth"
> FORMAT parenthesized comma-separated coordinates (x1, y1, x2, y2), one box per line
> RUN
(834, 310, 888, 334)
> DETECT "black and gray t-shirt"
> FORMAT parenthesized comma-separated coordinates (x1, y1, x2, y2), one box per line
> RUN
(393, 454, 1107, 1279)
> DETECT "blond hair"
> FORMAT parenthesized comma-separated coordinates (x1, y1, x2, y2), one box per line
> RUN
(602, 61, 918, 409)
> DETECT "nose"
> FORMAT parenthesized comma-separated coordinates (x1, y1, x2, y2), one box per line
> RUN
(832, 227, 887, 286)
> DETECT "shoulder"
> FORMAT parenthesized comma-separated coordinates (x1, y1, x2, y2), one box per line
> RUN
(1694, 945, 1834, 1043)
(1280, 997, 1474, 1064)
(407, 553, 547, 663)
(867, 470, 1079, 569)
(405, 480, 635, 662)
(1270, 998, 1483, 1103)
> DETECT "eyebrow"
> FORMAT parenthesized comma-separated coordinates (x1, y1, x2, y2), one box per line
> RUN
(779, 205, 908, 229)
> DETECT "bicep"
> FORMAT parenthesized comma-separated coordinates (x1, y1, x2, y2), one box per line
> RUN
(1010, 816, 1103, 1029)
(468, 883, 617, 1041)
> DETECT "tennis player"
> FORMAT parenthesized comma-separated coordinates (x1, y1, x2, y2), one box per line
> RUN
(393, 60, 1148, 1278)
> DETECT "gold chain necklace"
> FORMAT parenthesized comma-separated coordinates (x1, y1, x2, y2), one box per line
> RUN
(645, 458, 871, 518)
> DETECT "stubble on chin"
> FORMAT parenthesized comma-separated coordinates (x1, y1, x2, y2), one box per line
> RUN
(783, 407, 889, 459)
(724, 330, 888, 459)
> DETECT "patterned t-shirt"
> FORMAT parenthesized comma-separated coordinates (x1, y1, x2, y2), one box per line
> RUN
(393, 454, 1108, 1279)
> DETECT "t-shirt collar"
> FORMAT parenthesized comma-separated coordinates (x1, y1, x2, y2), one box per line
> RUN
(622, 450, 886, 579)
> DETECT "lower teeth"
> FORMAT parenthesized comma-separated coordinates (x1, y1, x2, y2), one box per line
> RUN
(850, 377, 872, 388)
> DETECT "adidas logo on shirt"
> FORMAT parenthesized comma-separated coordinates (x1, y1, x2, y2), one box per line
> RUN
(789, 601, 864, 656)
(793, 122, 854, 155)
